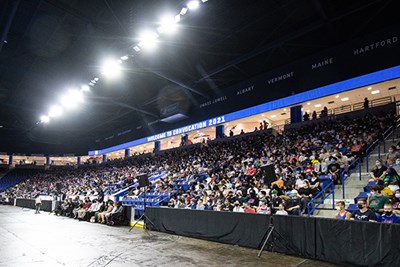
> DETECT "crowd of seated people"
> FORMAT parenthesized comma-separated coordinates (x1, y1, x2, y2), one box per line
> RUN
(53, 197, 125, 225)
(2, 111, 397, 220)
(332, 139, 400, 223)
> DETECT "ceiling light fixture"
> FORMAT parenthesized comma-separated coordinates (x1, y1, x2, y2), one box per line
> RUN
(40, 115, 50, 123)
(187, 1, 200, 10)
(48, 105, 63, 118)
(371, 90, 380, 94)
(341, 97, 349, 101)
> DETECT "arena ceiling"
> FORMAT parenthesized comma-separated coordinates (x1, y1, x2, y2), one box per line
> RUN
(0, 0, 398, 155)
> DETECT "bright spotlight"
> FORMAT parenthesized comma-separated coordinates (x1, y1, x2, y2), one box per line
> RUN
(40, 115, 50, 123)
(69, 89, 84, 103)
(120, 55, 129, 61)
(187, 1, 199, 10)
(81, 85, 90, 92)
(138, 31, 159, 50)
(60, 89, 84, 109)
(49, 105, 63, 118)
(101, 59, 121, 78)
(158, 15, 177, 34)
(180, 7, 188, 15)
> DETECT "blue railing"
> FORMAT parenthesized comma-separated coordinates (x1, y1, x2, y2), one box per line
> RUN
(307, 181, 335, 217)
(341, 157, 362, 198)
(365, 125, 396, 172)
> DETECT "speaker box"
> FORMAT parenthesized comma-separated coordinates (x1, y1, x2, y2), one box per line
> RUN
(260, 164, 276, 186)
(138, 174, 150, 188)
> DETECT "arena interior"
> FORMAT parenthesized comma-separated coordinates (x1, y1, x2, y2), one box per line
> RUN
(0, 1, 400, 266)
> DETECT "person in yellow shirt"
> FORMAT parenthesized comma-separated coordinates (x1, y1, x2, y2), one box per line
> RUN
(271, 176, 284, 189)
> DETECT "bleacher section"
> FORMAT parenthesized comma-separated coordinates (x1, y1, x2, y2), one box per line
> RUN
(0, 169, 41, 191)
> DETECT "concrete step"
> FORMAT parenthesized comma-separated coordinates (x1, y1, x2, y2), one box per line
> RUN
(313, 209, 337, 218)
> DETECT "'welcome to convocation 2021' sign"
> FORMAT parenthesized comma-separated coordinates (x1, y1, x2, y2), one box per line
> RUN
(147, 116, 226, 142)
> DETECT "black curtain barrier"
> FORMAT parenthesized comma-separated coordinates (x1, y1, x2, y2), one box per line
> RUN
(146, 207, 270, 248)
(271, 215, 316, 259)
(315, 218, 400, 267)
(146, 207, 400, 267)
(15, 198, 52, 212)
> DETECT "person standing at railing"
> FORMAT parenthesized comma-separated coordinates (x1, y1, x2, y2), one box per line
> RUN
(364, 97, 369, 109)
(334, 201, 351, 220)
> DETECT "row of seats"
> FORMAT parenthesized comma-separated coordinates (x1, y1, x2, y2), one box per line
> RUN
(348, 182, 378, 212)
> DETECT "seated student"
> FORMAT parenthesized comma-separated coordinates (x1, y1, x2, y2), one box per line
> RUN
(334, 201, 351, 220)
(381, 167, 400, 193)
(284, 190, 301, 215)
(369, 159, 387, 182)
(327, 157, 341, 185)
(295, 173, 311, 196)
(77, 199, 91, 220)
(392, 189, 400, 216)
(106, 201, 124, 225)
(367, 185, 390, 214)
(308, 171, 321, 196)
(232, 201, 244, 212)
(84, 199, 101, 221)
(271, 176, 284, 190)
(379, 203, 400, 224)
(98, 200, 114, 224)
(275, 203, 288, 215)
(392, 158, 400, 174)
(243, 202, 256, 213)
(386, 146, 399, 165)
(257, 199, 271, 214)
(72, 200, 84, 219)
(351, 198, 377, 222)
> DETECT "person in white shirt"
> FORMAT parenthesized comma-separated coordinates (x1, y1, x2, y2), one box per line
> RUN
(232, 201, 244, 212)
(35, 195, 42, 214)
(275, 203, 288, 215)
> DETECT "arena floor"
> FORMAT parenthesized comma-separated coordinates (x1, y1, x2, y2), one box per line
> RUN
(0, 206, 341, 267)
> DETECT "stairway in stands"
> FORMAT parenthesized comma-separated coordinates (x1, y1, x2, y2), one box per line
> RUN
(314, 130, 400, 218)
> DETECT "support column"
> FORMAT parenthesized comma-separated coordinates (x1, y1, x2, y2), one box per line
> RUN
(154, 141, 160, 152)
(290, 105, 303, 124)
(102, 154, 107, 163)
(125, 148, 130, 158)
(77, 156, 81, 166)
(216, 125, 224, 138)
(46, 156, 50, 166)
(8, 155, 13, 165)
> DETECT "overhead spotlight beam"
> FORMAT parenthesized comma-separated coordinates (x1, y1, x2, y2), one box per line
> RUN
(144, 67, 208, 98)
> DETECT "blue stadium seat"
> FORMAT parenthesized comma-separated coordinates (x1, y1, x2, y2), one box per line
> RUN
(346, 204, 358, 213)
(363, 181, 377, 193)
(354, 192, 369, 204)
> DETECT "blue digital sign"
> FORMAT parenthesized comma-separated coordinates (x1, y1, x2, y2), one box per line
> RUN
(88, 65, 400, 156)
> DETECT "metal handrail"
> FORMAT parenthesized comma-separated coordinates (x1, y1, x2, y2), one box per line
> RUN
(341, 157, 362, 198)
(365, 125, 394, 172)
(307, 180, 335, 217)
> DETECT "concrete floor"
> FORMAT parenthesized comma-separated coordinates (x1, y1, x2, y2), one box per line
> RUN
(0, 206, 342, 267)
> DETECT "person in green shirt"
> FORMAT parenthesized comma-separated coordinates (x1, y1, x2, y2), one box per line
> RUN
(382, 167, 400, 193)
(367, 185, 390, 214)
